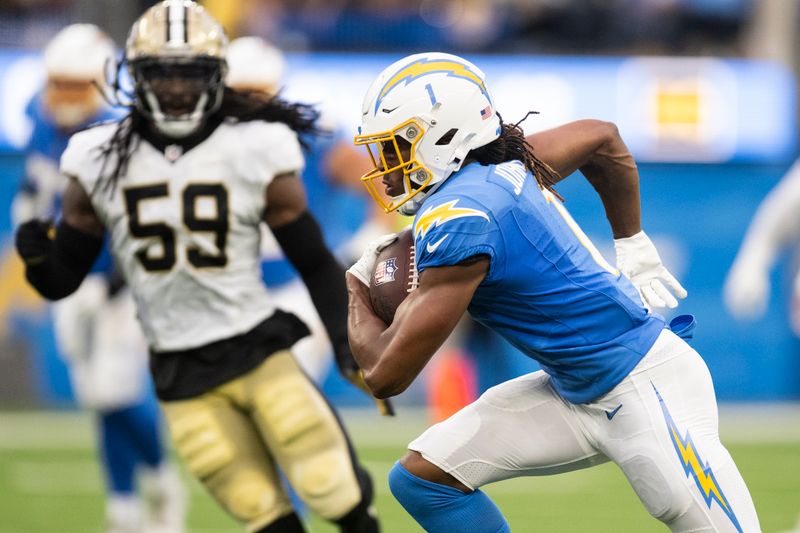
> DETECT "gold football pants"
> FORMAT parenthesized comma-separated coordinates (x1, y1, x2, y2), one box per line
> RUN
(160, 350, 363, 532)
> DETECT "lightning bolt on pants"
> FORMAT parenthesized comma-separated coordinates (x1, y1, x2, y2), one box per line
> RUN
(407, 329, 761, 533)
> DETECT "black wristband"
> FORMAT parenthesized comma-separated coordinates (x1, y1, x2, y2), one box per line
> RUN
(273, 211, 353, 369)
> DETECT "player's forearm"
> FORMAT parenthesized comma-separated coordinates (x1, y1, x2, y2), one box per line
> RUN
(528, 120, 641, 238)
(347, 276, 394, 390)
(346, 276, 427, 398)
(578, 129, 641, 239)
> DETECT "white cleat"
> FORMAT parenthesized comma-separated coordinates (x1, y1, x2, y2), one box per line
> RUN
(104, 495, 144, 533)
(140, 464, 187, 533)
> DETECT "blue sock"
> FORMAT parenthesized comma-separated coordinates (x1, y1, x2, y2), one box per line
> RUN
(99, 409, 138, 494)
(115, 390, 165, 468)
(99, 391, 166, 494)
(388, 462, 510, 533)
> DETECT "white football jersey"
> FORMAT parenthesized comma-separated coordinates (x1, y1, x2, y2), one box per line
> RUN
(61, 119, 304, 351)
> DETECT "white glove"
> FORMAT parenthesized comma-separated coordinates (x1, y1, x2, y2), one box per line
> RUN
(723, 258, 769, 320)
(346, 233, 399, 286)
(614, 231, 687, 309)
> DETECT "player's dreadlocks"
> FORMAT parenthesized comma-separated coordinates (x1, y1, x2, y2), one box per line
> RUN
(93, 87, 321, 196)
(468, 112, 563, 200)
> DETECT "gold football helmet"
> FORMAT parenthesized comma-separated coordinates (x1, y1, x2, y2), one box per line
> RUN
(125, 0, 228, 137)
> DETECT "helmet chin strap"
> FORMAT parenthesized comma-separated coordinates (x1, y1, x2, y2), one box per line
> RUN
(397, 177, 448, 216)
(396, 129, 481, 215)
(144, 91, 209, 138)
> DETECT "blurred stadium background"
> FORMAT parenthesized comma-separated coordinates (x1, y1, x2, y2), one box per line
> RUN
(0, 0, 799, 532)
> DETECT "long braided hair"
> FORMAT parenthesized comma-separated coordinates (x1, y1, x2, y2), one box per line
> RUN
(468, 113, 563, 200)
(93, 87, 321, 196)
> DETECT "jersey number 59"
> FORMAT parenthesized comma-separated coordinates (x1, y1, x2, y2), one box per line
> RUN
(123, 183, 229, 272)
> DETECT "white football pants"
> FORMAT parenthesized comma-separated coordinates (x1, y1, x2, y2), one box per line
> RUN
(269, 277, 333, 383)
(409, 329, 761, 533)
(52, 274, 149, 410)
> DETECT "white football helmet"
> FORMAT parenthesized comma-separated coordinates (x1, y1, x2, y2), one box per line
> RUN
(42, 24, 115, 128)
(125, 0, 228, 138)
(226, 36, 285, 95)
(354, 52, 501, 215)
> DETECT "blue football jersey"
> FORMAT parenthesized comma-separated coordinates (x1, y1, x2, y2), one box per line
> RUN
(19, 93, 117, 273)
(412, 160, 665, 404)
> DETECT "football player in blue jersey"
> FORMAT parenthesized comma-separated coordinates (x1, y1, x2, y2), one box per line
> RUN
(346, 53, 761, 532)
(13, 24, 185, 533)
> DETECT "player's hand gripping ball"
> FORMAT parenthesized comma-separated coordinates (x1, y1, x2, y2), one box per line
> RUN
(369, 228, 418, 324)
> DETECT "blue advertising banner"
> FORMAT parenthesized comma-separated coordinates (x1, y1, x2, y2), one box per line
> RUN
(0, 51, 795, 162)
(0, 50, 797, 405)
(280, 54, 796, 164)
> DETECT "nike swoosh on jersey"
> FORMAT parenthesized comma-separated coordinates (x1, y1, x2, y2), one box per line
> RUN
(605, 404, 623, 420)
(427, 234, 449, 253)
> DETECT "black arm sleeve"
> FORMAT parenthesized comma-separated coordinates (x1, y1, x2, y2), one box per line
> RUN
(24, 222, 103, 300)
(272, 211, 356, 372)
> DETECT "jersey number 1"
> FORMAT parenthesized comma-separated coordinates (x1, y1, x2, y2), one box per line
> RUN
(542, 188, 619, 276)
(124, 183, 229, 272)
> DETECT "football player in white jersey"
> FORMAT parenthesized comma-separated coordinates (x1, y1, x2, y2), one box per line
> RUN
(15, 3, 378, 533)
(13, 24, 184, 533)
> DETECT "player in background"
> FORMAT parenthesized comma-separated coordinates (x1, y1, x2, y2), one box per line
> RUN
(724, 161, 800, 533)
(225, 36, 374, 383)
(347, 52, 760, 532)
(16, 3, 378, 532)
(724, 159, 800, 336)
(226, 36, 393, 418)
(12, 23, 185, 533)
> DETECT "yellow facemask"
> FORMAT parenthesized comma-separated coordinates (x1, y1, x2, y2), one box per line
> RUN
(353, 118, 433, 213)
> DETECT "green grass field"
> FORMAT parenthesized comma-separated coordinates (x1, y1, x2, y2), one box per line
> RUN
(1, 407, 798, 533)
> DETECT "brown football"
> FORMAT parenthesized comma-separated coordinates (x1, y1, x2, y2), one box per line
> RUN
(369, 228, 418, 325)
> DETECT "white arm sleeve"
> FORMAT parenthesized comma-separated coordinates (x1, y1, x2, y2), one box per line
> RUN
(725, 159, 800, 319)
(736, 159, 800, 269)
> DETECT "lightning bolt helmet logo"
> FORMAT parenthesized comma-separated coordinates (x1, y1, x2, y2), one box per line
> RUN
(373, 57, 493, 116)
(355, 52, 502, 216)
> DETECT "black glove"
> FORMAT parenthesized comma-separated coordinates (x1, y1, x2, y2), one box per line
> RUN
(15, 219, 54, 266)
(335, 343, 395, 417)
